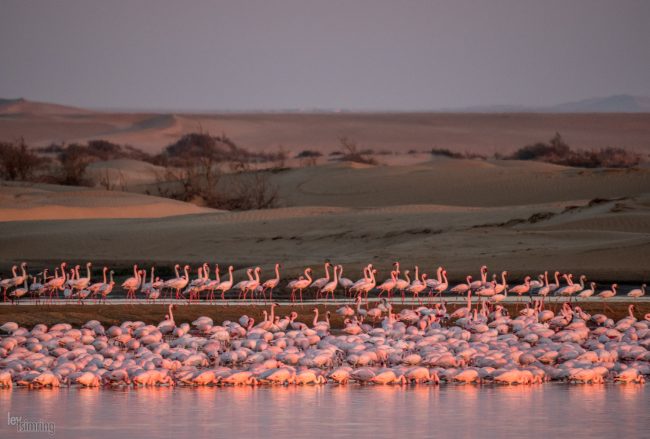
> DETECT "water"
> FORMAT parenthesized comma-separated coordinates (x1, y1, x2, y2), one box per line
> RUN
(2, 385, 648, 438)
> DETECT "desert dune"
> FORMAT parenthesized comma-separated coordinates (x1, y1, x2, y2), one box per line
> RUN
(2, 99, 650, 155)
(1, 157, 648, 282)
(1, 100, 649, 283)
(0, 182, 216, 221)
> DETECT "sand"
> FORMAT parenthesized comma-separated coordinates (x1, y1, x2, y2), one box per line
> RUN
(0, 182, 216, 221)
(1, 158, 649, 283)
(2, 100, 650, 155)
(1, 100, 649, 284)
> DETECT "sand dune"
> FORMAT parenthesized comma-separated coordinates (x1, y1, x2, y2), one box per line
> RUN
(2, 100, 650, 155)
(270, 159, 650, 207)
(0, 182, 216, 221)
(0, 98, 90, 116)
(86, 159, 167, 188)
(1, 185, 648, 282)
(1, 101, 649, 282)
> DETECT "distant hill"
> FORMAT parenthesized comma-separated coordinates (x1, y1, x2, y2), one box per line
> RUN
(548, 94, 650, 113)
(0, 98, 90, 115)
(450, 94, 650, 113)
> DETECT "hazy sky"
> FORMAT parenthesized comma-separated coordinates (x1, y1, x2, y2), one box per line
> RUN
(1, 0, 649, 111)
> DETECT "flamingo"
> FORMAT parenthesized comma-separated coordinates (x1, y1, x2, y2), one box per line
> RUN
(215, 266, 234, 300)
(319, 265, 339, 301)
(450, 291, 472, 319)
(577, 282, 596, 299)
(203, 264, 221, 303)
(97, 271, 115, 303)
(8, 276, 29, 303)
(233, 269, 254, 299)
(425, 266, 444, 289)
(45, 262, 67, 302)
(469, 265, 488, 289)
(0, 265, 19, 302)
(431, 270, 449, 298)
(158, 304, 176, 334)
(337, 265, 354, 295)
(243, 267, 261, 301)
(355, 268, 377, 303)
(494, 271, 508, 295)
(538, 271, 560, 298)
(349, 265, 372, 294)
(121, 264, 141, 301)
(597, 284, 617, 313)
(377, 270, 397, 299)
(88, 266, 108, 299)
(407, 273, 428, 305)
(450, 275, 472, 295)
(287, 268, 312, 303)
(261, 263, 281, 301)
(395, 270, 411, 303)
(509, 276, 531, 307)
(71, 262, 93, 292)
(627, 284, 646, 299)
(311, 262, 332, 298)
(165, 265, 190, 300)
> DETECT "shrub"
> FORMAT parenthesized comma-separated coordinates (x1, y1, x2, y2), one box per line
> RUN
(430, 148, 486, 160)
(509, 133, 641, 168)
(0, 139, 44, 181)
(295, 150, 322, 158)
(58, 144, 93, 185)
(338, 137, 377, 165)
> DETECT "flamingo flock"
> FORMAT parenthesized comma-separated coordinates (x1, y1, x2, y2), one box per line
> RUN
(1, 262, 646, 310)
(0, 298, 648, 389)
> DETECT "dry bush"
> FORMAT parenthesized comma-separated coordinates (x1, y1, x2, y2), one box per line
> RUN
(150, 134, 280, 210)
(338, 137, 377, 165)
(0, 139, 44, 181)
(296, 149, 322, 167)
(431, 148, 486, 160)
(98, 168, 127, 191)
(223, 171, 279, 210)
(509, 133, 642, 168)
(58, 144, 93, 185)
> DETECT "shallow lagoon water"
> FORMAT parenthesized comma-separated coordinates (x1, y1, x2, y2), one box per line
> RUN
(2, 384, 648, 438)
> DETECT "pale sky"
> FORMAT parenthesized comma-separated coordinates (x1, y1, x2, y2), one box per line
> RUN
(1, 0, 649, 111)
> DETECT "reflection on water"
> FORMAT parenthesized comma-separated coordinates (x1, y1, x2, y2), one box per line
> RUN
(1, 385, 648, 438)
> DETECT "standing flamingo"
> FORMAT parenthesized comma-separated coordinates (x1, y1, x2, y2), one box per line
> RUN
(215, 266, 234, 301)
(319, 265, 339, 301)
(627, 284, 646, 299)
(310, 262, 332, 298)
(121, 264, 141, 302)
(45, 262, 67, 302)
(261, 263, 281, 302)
(287, 268, 312, 303)
(597, 284, 617, 313)
(165, 265, 190, 301)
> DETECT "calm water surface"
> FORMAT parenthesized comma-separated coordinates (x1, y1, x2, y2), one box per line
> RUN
(2, 384, 648, 438)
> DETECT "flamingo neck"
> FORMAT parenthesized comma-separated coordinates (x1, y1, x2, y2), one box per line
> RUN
(324, 264, 330, 281)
